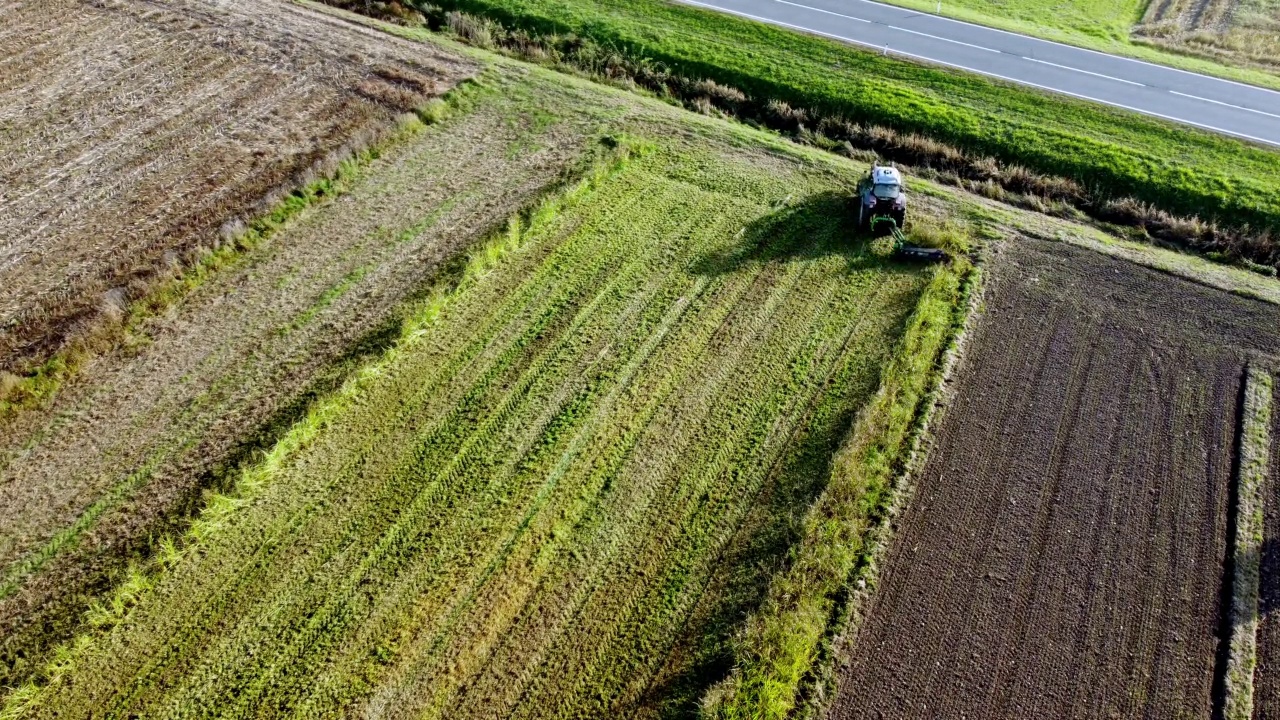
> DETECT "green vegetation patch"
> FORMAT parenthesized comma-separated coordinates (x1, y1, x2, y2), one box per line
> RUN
(911, 0, 1145, 42)
(428, 0, 1280, 233)
(5, 138, 932, 718)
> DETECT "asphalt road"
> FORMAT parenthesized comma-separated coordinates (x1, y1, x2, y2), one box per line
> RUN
(677, 0, 1280, 147)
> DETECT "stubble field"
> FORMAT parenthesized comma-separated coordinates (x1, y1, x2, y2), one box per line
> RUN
(829, 237, 1280, 718)
(0, 0, 474, 375)
(1138, 0, 1280, 73)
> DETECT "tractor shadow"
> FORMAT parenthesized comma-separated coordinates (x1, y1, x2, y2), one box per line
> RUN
(689, 191, 910, 278)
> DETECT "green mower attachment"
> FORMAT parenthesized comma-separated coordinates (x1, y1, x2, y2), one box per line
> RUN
(872, 217, 948, 262)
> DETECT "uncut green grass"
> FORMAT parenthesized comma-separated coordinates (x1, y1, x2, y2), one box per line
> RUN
(17, 144, 927, 719)
(434, 0, 1280, 232)
(907, 0, 1144, 42)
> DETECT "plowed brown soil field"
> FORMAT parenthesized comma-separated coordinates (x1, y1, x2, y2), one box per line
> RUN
(829, 237, 1280, 719)
(0, 0, 473, 372)
(1252, 379, 1280, 718)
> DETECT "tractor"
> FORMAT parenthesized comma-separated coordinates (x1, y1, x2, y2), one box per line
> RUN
(855, 164, 907, 232)
(853, 164, 947, 262)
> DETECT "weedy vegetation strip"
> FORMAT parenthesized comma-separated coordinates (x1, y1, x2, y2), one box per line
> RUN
(395, 0, 1280, 238)
(701, 251, 975, 719)
(2, 139, 931, 718)
(1225, 365, 1275, 720)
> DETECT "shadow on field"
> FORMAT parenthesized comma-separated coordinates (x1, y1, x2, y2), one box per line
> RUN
(628, 192, 918, 719)
(1206, 536, 1280, 719)
(690, 191, 900, 277)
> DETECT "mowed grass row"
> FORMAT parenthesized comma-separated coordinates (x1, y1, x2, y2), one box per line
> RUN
(432, 0, 1280, 231)
(8, 144, 929, 719)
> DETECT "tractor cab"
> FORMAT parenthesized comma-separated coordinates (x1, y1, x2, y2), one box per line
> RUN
(851, 165, 947, 262)
(856, 165, 907, 231)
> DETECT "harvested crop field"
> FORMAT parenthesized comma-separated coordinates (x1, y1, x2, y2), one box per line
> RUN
(829, 237, 1280, 719)
(2, 129, 934, 716)
(0, 65, 608, 692)
(0, 0, 474, 372)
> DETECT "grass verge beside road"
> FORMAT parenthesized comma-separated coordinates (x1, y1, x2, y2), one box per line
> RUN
(424, 0, 1280, 239)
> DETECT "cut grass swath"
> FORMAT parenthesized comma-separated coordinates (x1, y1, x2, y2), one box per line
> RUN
(5, 141, 933, 719)
(702, 255, 976, 719)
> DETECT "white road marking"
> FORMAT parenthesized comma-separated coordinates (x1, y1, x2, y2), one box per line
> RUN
(770, 0, 869, 22)
(884, 23, 1001, 52)
(768, 0, 1000, 52)
(1169, 90, 1280, 119)
(1023, 57, 1145, 86)
(675, 0, 1280, 147)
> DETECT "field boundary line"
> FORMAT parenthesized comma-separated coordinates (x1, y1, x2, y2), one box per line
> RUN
(1224, 364, 1275, 720)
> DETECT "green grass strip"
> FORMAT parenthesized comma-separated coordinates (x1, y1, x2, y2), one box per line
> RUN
(1225, 365, 1275, 720)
